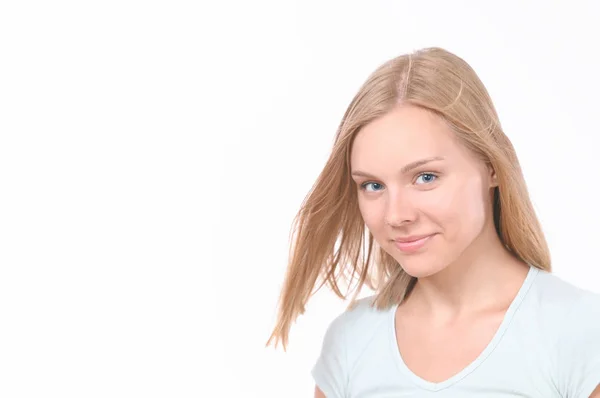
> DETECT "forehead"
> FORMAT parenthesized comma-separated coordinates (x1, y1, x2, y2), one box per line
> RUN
(351, 105, 462, 169)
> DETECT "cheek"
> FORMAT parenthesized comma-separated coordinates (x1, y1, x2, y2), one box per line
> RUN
(358, 198, 384, 233)
(425, 179, 487, 241)
(460, 180, 488, 228)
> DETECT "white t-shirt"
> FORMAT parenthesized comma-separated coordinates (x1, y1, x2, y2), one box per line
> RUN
(312, 266, 600, 397)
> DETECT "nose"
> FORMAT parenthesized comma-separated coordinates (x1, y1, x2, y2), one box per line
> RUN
(384, 190, 418, 227)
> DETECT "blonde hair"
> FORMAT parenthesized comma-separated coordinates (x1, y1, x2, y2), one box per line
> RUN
(266, 47, 551, 350)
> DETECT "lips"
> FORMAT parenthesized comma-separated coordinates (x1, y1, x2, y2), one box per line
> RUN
(393, 234, 434, 253)
(394, 234, 432, 243)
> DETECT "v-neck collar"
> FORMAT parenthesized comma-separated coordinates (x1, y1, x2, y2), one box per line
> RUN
(388, 265, 540, 391)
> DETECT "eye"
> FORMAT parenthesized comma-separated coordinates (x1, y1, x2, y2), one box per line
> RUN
(415, 172, 438, 185)
(360, 182, 384, 192)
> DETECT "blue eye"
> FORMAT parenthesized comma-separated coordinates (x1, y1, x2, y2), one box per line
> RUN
(361, 182, 384, 192)
(415, 173, 437, 184)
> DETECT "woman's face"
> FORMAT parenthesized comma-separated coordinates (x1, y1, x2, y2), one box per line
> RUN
(350, 104, 497, 278)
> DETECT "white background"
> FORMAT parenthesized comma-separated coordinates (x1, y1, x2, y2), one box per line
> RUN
(1, 1, 599, 397)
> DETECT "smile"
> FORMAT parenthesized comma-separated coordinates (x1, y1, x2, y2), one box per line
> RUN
(393, 234, 434, 253)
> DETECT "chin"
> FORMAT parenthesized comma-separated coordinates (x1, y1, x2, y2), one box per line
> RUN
(401, 265, 441, 279)
(392, 253, 449, 279)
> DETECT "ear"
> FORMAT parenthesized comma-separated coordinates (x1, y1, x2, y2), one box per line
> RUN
(488, 164, 498, 188)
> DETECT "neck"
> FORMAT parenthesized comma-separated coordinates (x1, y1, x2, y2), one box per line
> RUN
(406, 225, 530, 322)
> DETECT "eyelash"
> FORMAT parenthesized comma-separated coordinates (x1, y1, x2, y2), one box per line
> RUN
(359, 172, 439, 191)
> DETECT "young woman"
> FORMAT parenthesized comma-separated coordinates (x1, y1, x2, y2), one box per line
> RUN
(266, 47, 600, 397)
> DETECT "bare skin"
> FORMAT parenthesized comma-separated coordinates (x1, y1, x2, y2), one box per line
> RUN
(314, 386, 326, 398)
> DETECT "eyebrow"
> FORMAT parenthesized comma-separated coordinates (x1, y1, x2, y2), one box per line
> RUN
(351, 156, 445, 178)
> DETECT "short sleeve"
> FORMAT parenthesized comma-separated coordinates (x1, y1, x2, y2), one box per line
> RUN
(311, 313, 348, 398)
(555, 291, 600, 398)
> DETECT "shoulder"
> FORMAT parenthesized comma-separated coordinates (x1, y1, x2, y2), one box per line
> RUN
(516, 269, 600, 353)
(533, 271, 600, 398)
(320, 294, 394, 362)
(323, 295, 390, 340)
(554, 290, 600, 397)
(536, 269, 600, 312)
(559, 287, 600, 337)
(530, 268, 589, 304)
(312, 295, 393, 397)
(527, 269, 598, 330)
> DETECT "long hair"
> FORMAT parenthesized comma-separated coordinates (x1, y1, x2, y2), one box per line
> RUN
(266, 47, 551, 350)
